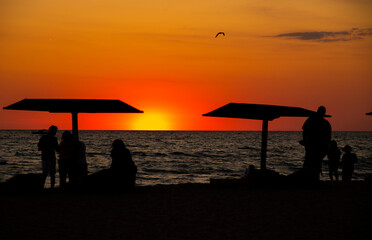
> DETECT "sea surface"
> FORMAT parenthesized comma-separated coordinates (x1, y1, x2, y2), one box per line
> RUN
(0, 130, 371, 186)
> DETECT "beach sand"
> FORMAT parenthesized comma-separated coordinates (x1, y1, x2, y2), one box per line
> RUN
(1, 182, 371, 240)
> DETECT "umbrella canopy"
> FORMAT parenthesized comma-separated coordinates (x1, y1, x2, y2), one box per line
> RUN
(3, 99, 143, 113)
(203, 103, 322, 170)
(203, 103, 317, 120)
(367, 112, 372, 115)
(3, 99, 143, 136)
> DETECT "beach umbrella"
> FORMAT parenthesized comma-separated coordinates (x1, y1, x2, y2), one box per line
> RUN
(203, 103, 324, 171)
(3, 99, 143, 137)
(367, 112, 372, 115)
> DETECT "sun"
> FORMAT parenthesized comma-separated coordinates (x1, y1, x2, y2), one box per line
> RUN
(130, 112, 173, 130)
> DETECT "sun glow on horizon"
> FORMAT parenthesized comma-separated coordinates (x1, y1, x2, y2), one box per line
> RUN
(130, 112, 173, 130)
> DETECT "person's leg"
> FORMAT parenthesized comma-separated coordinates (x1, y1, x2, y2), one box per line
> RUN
(312, 151, 323, 181)
(50, 173, 55, 188)
(343, 170, 351, 182)
(329, 164, 333, 181)
(42, 174, 47, 188)
(303, 146, 321, 182)
(67, 168, 76, 185)
(334, 168, 339, 181)
(60, 171, 66, 188)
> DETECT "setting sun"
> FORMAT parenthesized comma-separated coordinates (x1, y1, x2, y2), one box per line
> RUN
(130, 112, 173, 131)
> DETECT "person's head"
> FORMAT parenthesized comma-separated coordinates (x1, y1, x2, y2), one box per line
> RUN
(342, 145, 352, 153)
(62, 131, 72, 141)
(317, 106, 326, 116)
(48, 125, 58, 136)
(112, 139, 126, 150)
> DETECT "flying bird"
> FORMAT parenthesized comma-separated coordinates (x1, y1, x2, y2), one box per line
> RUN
(215, 32, 225, 38)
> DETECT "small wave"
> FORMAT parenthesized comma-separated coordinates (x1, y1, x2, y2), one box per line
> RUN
(132, 151, 147, 156)
(238, 146, 260, 150)
(192, 170, 213, 174)
(271, 149, 286, 154)
(133, 144, 150, 148)
(87, 152, 107, 156)
(137, 176, 161, 181)
(154, 153, 168, 157)
(170, 152, 194, 157)
(143, 168, 190, 174)
(275, 161, 298, 168)
(14, 152, 28, 156)
(218, 168, 235, 173)
(193, 151, 235, 159)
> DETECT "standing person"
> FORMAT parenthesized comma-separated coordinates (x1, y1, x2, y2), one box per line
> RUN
(110, 139, 137, 189)
(301, 106, 332, 181)
(327, 140, 341, 181)
(76, 136, 88, 182)
(58, 131, 78, 187)
(38, 125, 58, 188)
(341, 145, 358, 182)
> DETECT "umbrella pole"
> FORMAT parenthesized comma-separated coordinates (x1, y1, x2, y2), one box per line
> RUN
(260, 119, 268, 171)
(72, 112, 78, 138)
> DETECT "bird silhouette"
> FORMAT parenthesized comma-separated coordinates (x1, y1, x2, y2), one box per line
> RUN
(215, 32, 225, 38)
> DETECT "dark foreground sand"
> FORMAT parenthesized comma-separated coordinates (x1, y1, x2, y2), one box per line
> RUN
(1, 182, 371, 240)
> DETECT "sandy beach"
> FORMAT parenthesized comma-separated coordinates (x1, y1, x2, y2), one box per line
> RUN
(1, 181, 371, 240)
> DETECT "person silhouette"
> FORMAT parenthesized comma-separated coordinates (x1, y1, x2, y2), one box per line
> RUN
(75, 136, 88, 182)
(38, 125, 58, 188)
(58, 131, 79, 187)
(341, 145, 358, 182)
(110, 139, 137, 189)
(301, 106, 332, 181)
(327, 140, 341, 181)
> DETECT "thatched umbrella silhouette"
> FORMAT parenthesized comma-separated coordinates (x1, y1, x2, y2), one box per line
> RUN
(203, 103, 327, 171)
(3, 99, 143, 137)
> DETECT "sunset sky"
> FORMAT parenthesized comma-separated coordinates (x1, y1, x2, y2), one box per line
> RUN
(1, 0, 371, 131)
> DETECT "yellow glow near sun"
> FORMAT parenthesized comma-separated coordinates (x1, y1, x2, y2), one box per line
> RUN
(131, 112, 173, 130)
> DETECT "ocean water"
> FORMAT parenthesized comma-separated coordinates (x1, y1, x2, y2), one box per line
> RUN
(0, 130, 371, 186)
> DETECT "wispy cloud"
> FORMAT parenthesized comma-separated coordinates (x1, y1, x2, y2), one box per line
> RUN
(273, 28, 372, 42)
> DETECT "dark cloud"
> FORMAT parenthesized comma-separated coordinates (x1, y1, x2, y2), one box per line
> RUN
(274, 28, 372, 42)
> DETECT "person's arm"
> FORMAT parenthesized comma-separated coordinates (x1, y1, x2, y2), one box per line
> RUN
(38, 136, 46, 151)
(38, 138, 42, 151)
(301, 120, 309, 145)
(337, 149, 341, 160)
(327, 121, 332, 142)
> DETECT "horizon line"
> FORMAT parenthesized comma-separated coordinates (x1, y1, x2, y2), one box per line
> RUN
(0, 129, 371, 132)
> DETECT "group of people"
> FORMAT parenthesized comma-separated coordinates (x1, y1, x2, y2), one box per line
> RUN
(38, 125, 137, 189)
(39, 106, 358, 189)
(301, 106, 358, 182)
(328, 141, 358, 182)
(38, 126, 87, 188)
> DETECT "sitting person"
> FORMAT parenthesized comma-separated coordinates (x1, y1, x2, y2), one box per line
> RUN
(110, 139, 137, 189)
(244, 165, 258, 178)
(83, 139, 137, 191)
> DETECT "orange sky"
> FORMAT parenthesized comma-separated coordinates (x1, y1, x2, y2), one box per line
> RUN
(0, 0, 371, 131)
